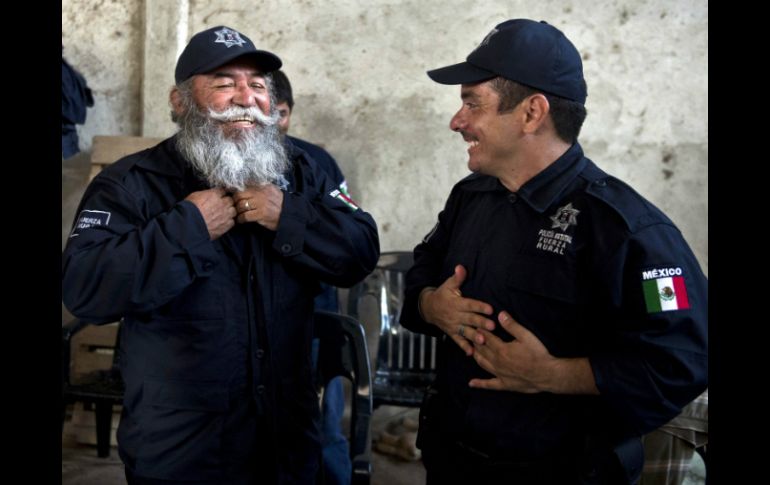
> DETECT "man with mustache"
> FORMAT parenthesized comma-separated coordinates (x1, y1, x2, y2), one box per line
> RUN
(400, 19, 707, 484)
(62, 25, 380, 484)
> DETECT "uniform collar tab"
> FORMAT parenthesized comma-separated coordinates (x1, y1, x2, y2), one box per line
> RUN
(518, 142, 586, 213)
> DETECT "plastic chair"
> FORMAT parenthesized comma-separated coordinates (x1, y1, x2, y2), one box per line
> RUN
(346, 251, 439, 408)
(313, 310, 373, 485)
(61, 318, 125, 458)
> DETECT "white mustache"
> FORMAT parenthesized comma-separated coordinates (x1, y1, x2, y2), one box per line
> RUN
(207, 106, 278, 127)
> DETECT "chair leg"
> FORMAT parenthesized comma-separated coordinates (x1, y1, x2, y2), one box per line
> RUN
(94, 401, 113, 458)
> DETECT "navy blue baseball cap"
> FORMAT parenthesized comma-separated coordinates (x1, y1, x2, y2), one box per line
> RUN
(175, 26, 282, 84)
(427, 19, 587, 104)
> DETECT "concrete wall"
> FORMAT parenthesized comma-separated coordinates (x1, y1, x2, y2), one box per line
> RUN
(62, 0, 708, 274)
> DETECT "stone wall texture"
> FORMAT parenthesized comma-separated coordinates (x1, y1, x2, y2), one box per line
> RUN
(63, 0, 708, 274)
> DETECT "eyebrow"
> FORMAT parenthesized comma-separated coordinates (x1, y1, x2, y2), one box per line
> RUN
(460, 90, 480, 101)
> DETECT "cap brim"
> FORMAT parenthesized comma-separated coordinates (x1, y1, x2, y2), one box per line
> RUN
(251, 50, 282, 72)
(426, 61, 496, 85)
(190, 51, 282, 80)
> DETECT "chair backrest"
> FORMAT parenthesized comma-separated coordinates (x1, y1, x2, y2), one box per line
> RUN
(345, 251, 439, 408)
(89, 135, 164, 180)
(313, 310, 373, 485)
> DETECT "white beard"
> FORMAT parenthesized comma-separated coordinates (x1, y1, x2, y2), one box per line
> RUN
(175, 104, 290, 191)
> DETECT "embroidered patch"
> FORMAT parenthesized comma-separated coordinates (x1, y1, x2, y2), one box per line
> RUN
(535, 229, 572, 255)
(339, 180, 350, 198)
(536, 202, 580, 255)
(329, 189, 359, 211)
(214, 27, 247, 48)
(69, 210, 111, 238)
(549, 202, 580, 231)
(641, 267, 690, 313)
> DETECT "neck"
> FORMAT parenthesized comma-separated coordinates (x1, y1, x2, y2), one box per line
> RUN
(496, 138, 572, 192)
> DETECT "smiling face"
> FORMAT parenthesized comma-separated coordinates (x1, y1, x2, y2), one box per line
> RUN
(177, 57, 273, 139)
(170, 58, 291, 191)
(449, 80, 520, 176)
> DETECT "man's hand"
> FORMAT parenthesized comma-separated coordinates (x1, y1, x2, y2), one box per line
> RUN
(419, 264, 494, 356)
(466, 311, 598, 395)
(185, 188, 236, 240)
(232, 184, 284, 231)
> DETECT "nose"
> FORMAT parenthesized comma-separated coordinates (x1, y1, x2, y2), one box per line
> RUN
(232, 82, 257, 107)
(450, 109, 465, 132)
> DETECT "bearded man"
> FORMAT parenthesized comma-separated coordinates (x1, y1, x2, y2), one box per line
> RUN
(62, 26, 380, 485)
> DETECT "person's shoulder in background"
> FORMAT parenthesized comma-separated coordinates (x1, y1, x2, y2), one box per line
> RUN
(288, 135, 345, 187)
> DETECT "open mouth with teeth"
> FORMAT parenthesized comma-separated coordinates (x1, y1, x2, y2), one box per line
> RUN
(224, 117, 256, 127)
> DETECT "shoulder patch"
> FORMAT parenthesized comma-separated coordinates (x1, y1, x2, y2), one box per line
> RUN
(641, 266, 690, 312)
(329, 188, 359, 211)
(70, 210, 111, 238)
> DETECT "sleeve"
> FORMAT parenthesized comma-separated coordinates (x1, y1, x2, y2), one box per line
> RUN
(589, 222, 708, 435)
(271, 159, 380, 288)
(61, 175, 218, 322)
(398, 189, 460, 337)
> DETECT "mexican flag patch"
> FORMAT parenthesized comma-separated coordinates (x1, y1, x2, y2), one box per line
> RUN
(329, 188, 359, 211)
(641, 267, 690, 313)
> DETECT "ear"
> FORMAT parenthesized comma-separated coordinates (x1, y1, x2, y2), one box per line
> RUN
(169, 86, 184, 117)
(521, 94, 550, 135)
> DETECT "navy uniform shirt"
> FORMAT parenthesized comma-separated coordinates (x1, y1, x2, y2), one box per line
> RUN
(400, 142, 707, 461)
(62, 136, 379, 481)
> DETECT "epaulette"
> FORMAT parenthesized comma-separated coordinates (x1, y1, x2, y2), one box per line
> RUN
(581, 161, 674, 233)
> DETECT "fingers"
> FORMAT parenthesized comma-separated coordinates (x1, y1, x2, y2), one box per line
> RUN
(498, 311, 520, 335)
(497, 311, 539, 349)
(468, 377, 505, 390)
(448, 265, 467, 293)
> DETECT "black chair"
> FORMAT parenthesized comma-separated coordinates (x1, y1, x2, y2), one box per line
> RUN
(346, 251, 439, 408)
(313, 310, 373, 485)
(61, 318, 125, 458)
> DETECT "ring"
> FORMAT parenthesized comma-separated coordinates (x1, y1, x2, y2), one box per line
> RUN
(244, 200, 250, 210)
(458, 324, 465, 338)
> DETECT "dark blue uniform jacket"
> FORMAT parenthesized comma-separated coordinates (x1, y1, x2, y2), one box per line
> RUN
(62, 136, 379, 481)
(401, 142, 707, 467)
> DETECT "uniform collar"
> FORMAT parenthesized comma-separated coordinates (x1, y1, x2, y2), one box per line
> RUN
(517, 142, 586, 213)
(459, 142, 587, 214)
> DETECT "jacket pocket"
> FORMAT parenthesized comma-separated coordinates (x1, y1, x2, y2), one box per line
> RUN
(135, 379, 228, 479)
